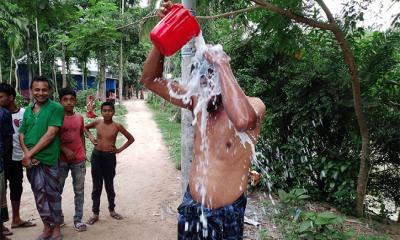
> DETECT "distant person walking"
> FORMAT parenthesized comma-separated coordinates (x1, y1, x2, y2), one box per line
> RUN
(86, 95, 97, 119)
(19, 76, 65, 240)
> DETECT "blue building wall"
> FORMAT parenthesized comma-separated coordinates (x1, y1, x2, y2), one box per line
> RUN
(18, 65, 117, 97)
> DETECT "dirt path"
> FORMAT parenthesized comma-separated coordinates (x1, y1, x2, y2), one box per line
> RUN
(9, 99, 182, 240)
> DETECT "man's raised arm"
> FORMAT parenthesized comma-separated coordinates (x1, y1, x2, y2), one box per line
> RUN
(140, 0, 192, 110)
(204, 49, 265, 132)
(140, 47, 192, 110)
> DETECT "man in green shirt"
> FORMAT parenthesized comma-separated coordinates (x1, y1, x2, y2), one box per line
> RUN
(19, 76, 64, 240)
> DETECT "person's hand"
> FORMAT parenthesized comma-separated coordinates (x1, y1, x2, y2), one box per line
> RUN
(157, 0, 173, 19)
(110, 146, 121, 154)
(204, 48, 231, 66)
(31, 159, 40, 166)
(22, 156, 31, 168)
(63, 148, 76, 162)
(89, 136, 98, 145)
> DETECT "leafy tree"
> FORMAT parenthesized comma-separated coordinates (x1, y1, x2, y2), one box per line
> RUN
(67, 0, 121, 100)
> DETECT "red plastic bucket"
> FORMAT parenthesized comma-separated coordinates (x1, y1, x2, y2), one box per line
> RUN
(150, 4, 201, 56)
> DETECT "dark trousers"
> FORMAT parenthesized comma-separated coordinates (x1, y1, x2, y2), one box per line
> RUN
(91, 149, 116, 215)
(178, 188, 247, 240)
(4, 158, 23, 202)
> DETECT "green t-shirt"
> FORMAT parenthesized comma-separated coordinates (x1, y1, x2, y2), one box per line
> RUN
(19, 99, 64, 166)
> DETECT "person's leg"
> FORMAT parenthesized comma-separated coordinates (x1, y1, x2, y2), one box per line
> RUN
(3, 156, 11, 221)
(88, 150, 103, 224)
(71, 161, 86, 231)
(44, 165, 63, 239)
(58, 160, 69, 195)
(220, 195, 247, 240)
(177, 189, 203, 240)
(178, 211, 201, 240)
(9, 160, 35, 228)
(26, 165, 52, 238)
(57, 160, 69, 227)
(103, 153, 119, 218)
(1, 171, 11, 237)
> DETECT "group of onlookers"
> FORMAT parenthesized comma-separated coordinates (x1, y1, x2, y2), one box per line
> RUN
(0, 77, 134, 240)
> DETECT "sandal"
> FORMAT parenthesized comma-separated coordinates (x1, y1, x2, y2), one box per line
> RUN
(86, 215, 99, 225)
(2, 227, 13, 236)
(35, 235, 51, 240)
(48, 234, 63, 240)
(11, 220, 37, 228)
(74, 222, 87, 232)
(110, 211, 123, 220)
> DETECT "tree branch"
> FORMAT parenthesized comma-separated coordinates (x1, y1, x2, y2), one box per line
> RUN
(197, 6, 261, 20)
(315, 0, 336, 24)
(117, 6, 261, 30)
(116, 14, 157, 30)
(250, 0, 335, 31)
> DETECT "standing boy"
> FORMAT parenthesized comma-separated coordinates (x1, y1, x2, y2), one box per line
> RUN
(0, 83, 36, 235)
(84, 102, 134, 225)
(58, 88, 87, 232)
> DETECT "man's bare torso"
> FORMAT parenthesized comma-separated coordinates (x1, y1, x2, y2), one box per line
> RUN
(189, 97, 263, 209)
(95, 120, 119, 152)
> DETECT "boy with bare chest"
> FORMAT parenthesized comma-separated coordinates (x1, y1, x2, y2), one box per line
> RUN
(84, 102, 134, 225)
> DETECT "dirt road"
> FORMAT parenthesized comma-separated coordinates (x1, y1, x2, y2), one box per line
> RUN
(9, 99, 182, 240)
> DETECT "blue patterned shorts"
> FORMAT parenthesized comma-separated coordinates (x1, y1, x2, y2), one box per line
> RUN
(178, 188, 247, 240)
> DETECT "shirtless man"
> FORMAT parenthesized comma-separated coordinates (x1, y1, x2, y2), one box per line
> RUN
(140, 2, 266, 238)
(84, 102, 134, 225)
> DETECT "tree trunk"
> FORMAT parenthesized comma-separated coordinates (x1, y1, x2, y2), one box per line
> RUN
(0, 61, 3, 83)
(397, 210, 400, 223)
(81, 61, 86, 90)
(9, 52, 13, 84)
(97, 60, 107, 102)
(62, 44, 67, 88)
(119, 41, 124, 102)
(14, 55, 19, 92)
(315, 0, 370, 217)
(35, 17, 42, 76)
(180, 0, 196, 191)
(118, 0, 125, 102)
(27, 29, 33, 88)
(53, 60, 58, 96)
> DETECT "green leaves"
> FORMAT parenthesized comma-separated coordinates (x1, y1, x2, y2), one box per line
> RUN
(278, 188, 310, 205)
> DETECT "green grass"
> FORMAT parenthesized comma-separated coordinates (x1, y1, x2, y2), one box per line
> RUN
(147, 100, 181, 170)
